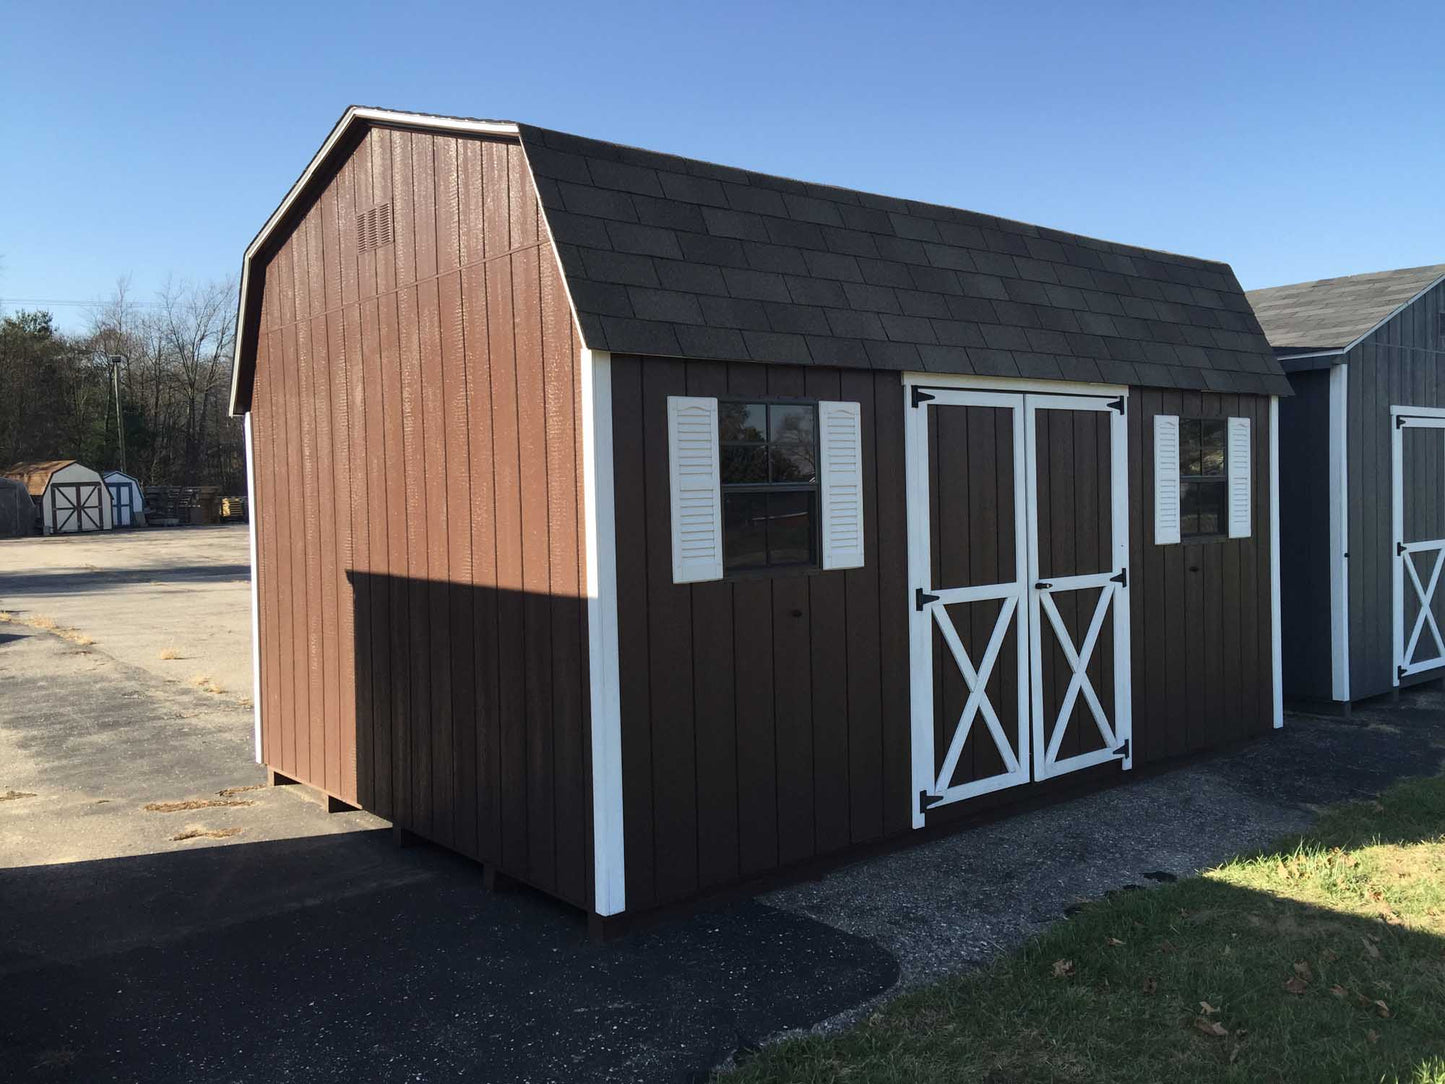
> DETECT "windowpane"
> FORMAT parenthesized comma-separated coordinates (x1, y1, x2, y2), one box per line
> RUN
(1180, 418, 1201, 477)
(767, 405, 817, 481)
(1181, 480, 1226, 537)
(720, 402, 766, 442)
(723, 492, 769, 571)
(721, 444, 768, 484)
(1199, 420, 1226, 477)
(766, 491, 815, 566)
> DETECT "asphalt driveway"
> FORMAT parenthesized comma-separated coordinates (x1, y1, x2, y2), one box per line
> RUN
(3, 529, 1445, 1082)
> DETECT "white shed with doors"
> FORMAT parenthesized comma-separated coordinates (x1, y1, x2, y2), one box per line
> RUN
(2, 460, 113, 535)
(103, 470, 146, 527)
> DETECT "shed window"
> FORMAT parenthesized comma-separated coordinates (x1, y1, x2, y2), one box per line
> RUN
(719, 401, 818, 572)
(1179, 418, 1227, 538)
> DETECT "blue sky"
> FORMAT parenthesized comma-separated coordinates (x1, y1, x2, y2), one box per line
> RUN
(4, 0, 1443, 332)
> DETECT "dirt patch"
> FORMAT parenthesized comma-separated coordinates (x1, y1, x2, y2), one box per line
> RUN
(1, 790, 38, 802)
(169, 827, 243, 842)
(144, 798, 255, 813)
(217, 784, 265, 797)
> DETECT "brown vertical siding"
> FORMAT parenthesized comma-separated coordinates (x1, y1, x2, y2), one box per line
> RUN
(247, 128, 592, 908)
(610, 356, 911, 910)
(612, 364, 1276, 907)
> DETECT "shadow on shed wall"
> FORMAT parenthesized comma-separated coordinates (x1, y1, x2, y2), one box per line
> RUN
(325, 571, 592, 910)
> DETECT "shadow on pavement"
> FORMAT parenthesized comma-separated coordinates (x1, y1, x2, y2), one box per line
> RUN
(0, 830, 899, 1084)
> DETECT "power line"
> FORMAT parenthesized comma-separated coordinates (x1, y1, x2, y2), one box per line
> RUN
(0, 297, 165, 308)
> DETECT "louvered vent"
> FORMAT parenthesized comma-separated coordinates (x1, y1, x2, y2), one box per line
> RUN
(357, 202, 394, 254)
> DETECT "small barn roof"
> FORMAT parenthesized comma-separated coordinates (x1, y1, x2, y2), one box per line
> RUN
(1246, 264, 1445, 355)
(2, 460, 78, 497)
(230, 107, 1290, 413)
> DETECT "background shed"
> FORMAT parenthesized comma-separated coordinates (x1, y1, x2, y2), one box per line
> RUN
(103, 470, 146, 527)
(1250, 265, 1445, 706)
(2, 460, 114, 535)
(0, 476, 35, 537)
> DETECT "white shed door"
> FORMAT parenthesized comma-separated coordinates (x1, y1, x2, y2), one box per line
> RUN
(1393, 412, 1445, 681)
(907, 387, 1132, 826)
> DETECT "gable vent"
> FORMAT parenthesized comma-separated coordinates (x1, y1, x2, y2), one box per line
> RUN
(357, 202, 394, 254)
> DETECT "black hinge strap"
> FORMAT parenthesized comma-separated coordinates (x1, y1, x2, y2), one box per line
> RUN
(916, 587, 939, 611)
(912, 386, 937, 408)
(1398, 542, 1406, 556)
(1110, 568, 1128, 587)
(1113, 737, 1130, 759)
(1107, 396, 1125, 414)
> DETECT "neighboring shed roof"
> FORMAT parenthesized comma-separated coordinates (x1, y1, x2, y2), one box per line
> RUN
(229, 107, 1291, 413)
(2, 460, 78, 497)
(1246, 264, 1445, 354)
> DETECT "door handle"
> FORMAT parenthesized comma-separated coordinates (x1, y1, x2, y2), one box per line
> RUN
(1035, 581, 1052, 590)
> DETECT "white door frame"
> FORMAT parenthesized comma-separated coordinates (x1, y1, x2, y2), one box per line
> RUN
(905, 374, 1132, 827)
(1391, 406, 1445, 683)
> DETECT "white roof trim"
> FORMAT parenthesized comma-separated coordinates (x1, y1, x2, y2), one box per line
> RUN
(228, 106, 520, 415)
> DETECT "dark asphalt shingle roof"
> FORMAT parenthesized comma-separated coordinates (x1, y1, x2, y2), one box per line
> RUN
(519, 125, 1290, 396)
(1246, 264, 1445, 353)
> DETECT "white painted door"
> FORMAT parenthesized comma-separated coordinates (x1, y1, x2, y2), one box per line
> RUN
(907, 386, 1132, 826)
(1392, 412, 1445, 682)
(1025, 395, 1132, 780)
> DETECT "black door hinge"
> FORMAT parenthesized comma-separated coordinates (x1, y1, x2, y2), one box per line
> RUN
(1398, 542, 1406, 556)
(919, 789, 943, 812)
(1113, 737, 1130, 759)
(1107, 396, 1125, 414)
(1110, 568, 1128, 587)
(1397, 415, 1408, 428)
(916, 587, 939, 611)
(1035, 581, 1053, 590)
(1399, 665, 1407, 679)
(912, 386, 937, 408)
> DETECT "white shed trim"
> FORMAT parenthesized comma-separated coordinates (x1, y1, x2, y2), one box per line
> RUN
(1153, 415, 1181, 545)
(1227, 416, 1252, 539)
(1328, 362, 1350, 701)
(818, 400, 865, 570)
(1269, 396, 1283, 728)
(244, 413, 264, 763)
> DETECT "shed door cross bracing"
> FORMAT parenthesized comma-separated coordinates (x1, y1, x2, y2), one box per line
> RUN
(907, 386, 1132, 826)
(51, 482, 104, 533)
(108, 481, 133, 527)
(1392, 407, 1445, 683)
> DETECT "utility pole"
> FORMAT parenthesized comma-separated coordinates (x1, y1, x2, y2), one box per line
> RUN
(109, 355, 127, 474)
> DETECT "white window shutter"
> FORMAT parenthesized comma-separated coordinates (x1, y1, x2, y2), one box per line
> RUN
(667, 395, 723, 584)
(819, 400, 865, 570)
(1228, 416, 1252, 538)
(1154, 414, 1181, 545)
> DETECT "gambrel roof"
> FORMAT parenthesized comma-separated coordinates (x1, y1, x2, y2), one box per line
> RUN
(230, 107, 1289, 414)
(1246, 264, 1445, 355)
(2, 460, 79, 497)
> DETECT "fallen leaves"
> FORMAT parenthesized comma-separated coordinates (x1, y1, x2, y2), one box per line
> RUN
(1373, 999, 1391, 1019)
(1293, 961, 1314, 982)
(1284, 977, 1309, 995)
(1199, 1001, 1220, 1015)
(1051, 959, 1074, 979)
(1193, 1017, 1228, 1038)
(1141, 977, 1158, 995)
(1330, 984, 1348, 998)
(1105, 937, 1125, 948)
(1362, 938, 1381, 960)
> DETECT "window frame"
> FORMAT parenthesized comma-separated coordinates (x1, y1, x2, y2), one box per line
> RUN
(717, 395, 822, 577)
(1177, 415, 1230, 542)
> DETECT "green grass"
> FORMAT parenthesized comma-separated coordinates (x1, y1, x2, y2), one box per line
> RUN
(721, 776, 1445, 1084)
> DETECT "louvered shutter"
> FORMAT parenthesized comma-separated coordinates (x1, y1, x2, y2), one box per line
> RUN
(1154, 414, 1181, 545)
(1227, 416, 1251, 538)
(667, 396, 723, 583)
(819, 400, 865, 569)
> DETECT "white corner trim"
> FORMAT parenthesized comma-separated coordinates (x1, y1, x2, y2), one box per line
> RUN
(1269, 396, 1283, 728)
(1328, 362, 1350, 701)
(229, 106, 523, 416)
(244, 413, 264, 762)
(582, 349, 625, 916)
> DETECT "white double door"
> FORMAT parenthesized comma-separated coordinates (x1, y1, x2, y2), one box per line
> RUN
(1393, 410, 1445, 681)
(907, 387, 1132, 824)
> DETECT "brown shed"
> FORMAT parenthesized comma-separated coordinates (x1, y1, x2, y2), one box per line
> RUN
(229, 107, 1289, 926)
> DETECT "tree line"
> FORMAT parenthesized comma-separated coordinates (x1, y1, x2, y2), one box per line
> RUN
(0, 279, 244, 492)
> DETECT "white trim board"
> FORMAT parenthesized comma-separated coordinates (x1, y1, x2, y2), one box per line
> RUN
(902, 372, 1128, 399)
(1328, 362, 1350, 701)
(244, 413, 264, 762)
(581, 349, 626, 916)
(1269, 396, 1283, 728)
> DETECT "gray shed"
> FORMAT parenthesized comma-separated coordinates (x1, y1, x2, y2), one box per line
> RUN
(0, 476, 35, 538)
(1249, 264, 1445, 706)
